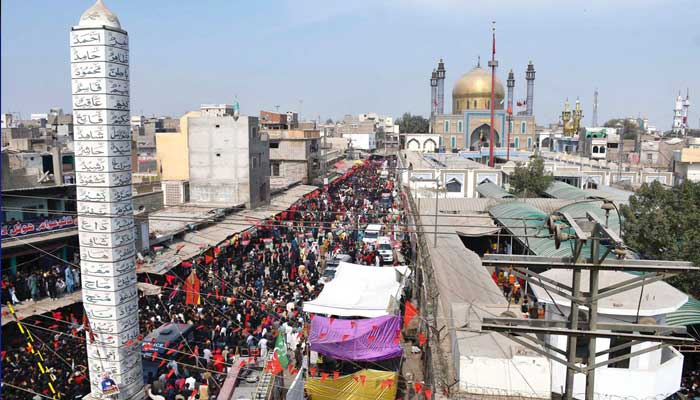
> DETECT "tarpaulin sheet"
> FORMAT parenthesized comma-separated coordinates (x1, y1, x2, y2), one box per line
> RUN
(305, 369, 398, 400)
(309, 315, 402, 362)
(303, 263, 410, 318)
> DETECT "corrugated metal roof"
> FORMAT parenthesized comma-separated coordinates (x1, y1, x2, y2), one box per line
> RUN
(584, 185, 634, 203)
(477, 181, 515, 199)
(666, 298, 700, 326)
(489, 200, 621, 258)
(544, 181, 588, 200)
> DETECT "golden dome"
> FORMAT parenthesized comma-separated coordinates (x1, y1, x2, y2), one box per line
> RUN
(452, 66, 505, 114)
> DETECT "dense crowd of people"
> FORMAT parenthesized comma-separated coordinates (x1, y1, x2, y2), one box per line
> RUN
(2, 263, 80, 305)
(2, 159, 406, 399)
(1, 305, 90, 399)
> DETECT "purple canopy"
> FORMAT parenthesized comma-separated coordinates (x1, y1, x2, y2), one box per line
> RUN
(309, 315, 402, 362)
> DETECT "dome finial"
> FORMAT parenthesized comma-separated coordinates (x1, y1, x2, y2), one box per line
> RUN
(477, 56, 481, 68)
(78, 0, 121, 29)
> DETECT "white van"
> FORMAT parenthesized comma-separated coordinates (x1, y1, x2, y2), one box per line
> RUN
(362, 224, 383, 244)
(377, 237, 394, 264)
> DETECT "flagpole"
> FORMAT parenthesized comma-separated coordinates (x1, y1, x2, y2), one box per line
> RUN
(488, 21, 497, 167)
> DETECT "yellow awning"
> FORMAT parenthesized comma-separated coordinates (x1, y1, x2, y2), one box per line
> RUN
(305, 369, 398, 400)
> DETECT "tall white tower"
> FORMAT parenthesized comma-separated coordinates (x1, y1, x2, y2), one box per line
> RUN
(71, 1, 143, 398)
(673, 91, 684, 135)
(682, 89, 690, 133)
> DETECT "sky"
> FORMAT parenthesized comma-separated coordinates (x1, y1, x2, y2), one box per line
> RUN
(2, 0, 699, 129)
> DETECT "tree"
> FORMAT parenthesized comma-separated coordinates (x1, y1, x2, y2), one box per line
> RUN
(620, 181, 700, 297)
(603, 118, 643, 140)
(396, 112, 429, 133)
(509, 156, 553, 197)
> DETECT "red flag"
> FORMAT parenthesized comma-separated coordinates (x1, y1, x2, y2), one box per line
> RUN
(269, 352, 283, 375)
(320, 372, 329, 382)
(414, 382, 424, 393)
(193, 346, 199, 358)
(381, 378, 394, 388)
(166, 368, 175, 379)
(159, 359, 167, 367)
(359, 375, 366, 385)
(151, 352, 158, 361)
(165, 274, 176, 285)
(333, 371, 340, 380)
(183, 270, 201, 305)
(167, 348, 176, 355)
(205, 255, 214, 265)
(329, 317, 335, 325)
(341, 334, 350, 342)
(310, 367, 317, 376)
(393, 330, 401, 344)
(404, 301, 418, 329)
(319, 332, 327, 339)
(368, 335, 376, 344)
(239, 361, 246, 367)
(419, 332, 428, 346)
(350, 321, 356, 329)
(424, 388, 433, 399)
(52, 311, 62, 321)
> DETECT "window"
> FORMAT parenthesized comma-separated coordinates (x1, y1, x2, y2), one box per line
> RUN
(272, 162, 280, 176)
(600, 147, 606, 153)
(514, 137, 520, 148)
(487, 100, 490, 109)
(509, 121, 513, 133)
(451, 136, 456, 149)
(458, 120, 463, 133)
(521, 121, 526, 134)
(593, 146, 599, 153)
(215, 124, 220, 128)
(270, 142, 279, 149)
(647, 153, 652, 161)
(466, 100, 470, 110)
(252, 156, 258, 168)
(527, 137, 532, 149)
(474, 100, 477, 109)
(438, 136, 443, 147)
(444, 120, 449, 133)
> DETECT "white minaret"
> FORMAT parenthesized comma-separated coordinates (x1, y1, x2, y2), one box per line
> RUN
(673, 91, 684, 135)
(682, 89, 691, 133)
(71, 1, 143, 398)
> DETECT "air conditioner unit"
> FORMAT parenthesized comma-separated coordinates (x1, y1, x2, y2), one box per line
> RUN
(162, 180, 189, 206)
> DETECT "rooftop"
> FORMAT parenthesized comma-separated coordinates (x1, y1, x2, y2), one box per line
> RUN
(140, 184, 318, 274)
(531, 270, 688, 317)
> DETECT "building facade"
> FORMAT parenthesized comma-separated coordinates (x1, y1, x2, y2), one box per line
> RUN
(430, 59, 537, 152)
(188, 105, 270, 208)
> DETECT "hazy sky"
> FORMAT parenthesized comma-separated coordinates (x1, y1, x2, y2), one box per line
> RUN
(2, 0, 699, 129)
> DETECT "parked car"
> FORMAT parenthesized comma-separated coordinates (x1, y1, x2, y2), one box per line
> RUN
(362, 224, 383, 245)
(321, 254, 352, 283)
(377, 237, 394, 264)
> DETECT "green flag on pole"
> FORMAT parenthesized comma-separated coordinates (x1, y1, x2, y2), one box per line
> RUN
(275, 330, 289, 369)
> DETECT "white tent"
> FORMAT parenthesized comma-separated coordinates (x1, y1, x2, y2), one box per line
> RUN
(303, 262, 410, 318)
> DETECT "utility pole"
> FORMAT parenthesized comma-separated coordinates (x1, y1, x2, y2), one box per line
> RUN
(617, 122, 624, 183)
(479, 207, 699, 400)
(488, 21, 498, 167)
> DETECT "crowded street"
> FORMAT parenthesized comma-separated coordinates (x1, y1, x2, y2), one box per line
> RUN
(2, 158, 409, 399)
